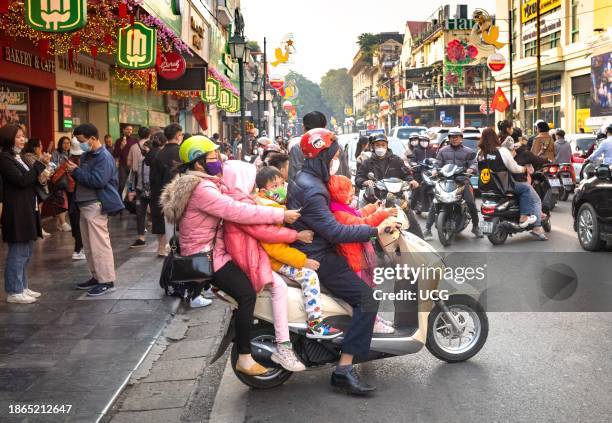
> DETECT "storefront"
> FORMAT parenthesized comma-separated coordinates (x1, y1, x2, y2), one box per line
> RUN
(54, 54, 110, 142)
(0, 38, 56, 149)
(571, 74, 592, 132)
(522, 76, 561, 132)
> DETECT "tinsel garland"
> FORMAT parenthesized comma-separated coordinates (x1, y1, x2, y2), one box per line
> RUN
(208, 66, 239, 95)
(141, 15, 192, 56)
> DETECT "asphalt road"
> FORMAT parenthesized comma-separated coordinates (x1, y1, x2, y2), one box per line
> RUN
(212, 197, 612, 423)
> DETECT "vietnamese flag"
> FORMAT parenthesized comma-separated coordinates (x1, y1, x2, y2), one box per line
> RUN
(491, 87, 510, 113)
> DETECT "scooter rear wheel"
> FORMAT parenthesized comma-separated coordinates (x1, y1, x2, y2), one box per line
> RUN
(426, 295, 488, 363)
(487, 218, 508, 245)
(559, 186, 569, 201)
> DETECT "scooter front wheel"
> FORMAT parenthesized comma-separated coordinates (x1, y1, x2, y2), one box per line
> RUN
(436, 211, 454, 247)
(426, 295, 488, 363)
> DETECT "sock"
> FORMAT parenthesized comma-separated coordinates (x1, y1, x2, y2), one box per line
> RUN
(279, 341, 292, 349)
(335, 364, 353, 374)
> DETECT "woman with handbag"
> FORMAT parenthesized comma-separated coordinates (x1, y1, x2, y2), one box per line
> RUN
(22, 138, 53, 237)
(51, 136, 72, 232)
(160, 136, 301, 377)
(0, 125, 51, 304)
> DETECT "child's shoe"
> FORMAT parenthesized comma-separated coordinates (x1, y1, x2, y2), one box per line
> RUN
(373, 316, 395, 334)
(306, 320, 343, 340)
(272, 342, 306, 372)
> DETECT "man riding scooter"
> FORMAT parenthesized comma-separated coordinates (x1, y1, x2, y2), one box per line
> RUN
(423, 127, 483, 240)
(410, 134, 437, 214)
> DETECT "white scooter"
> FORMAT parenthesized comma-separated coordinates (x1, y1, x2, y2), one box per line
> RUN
(210, 209, 488, 389)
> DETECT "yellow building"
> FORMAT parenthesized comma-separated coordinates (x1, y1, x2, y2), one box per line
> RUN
(494, 0, 612, 134)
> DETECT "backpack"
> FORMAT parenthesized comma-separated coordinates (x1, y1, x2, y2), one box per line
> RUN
(136, 143, 151, 199)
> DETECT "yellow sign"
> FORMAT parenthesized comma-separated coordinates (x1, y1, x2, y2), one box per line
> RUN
(344, 107, 353, 116)
(480, 168, 491, 185)
(576, 108, 591, 130)
(521, 0, 561, 23)
(378, 87, 389, 100)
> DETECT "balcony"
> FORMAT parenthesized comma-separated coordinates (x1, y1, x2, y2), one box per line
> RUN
(217, 0, 234, 27)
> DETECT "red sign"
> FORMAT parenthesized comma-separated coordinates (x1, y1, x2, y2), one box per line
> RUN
(156, 52, 186, 80)
(487, 53, 506, 72)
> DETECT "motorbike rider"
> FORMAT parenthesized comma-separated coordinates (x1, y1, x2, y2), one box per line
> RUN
(405, 133, 420, 161)
(531, 121, 556, 162)
(355, 133, 423, 238)
(287, 128, 383, 395)
(410, 134, 437, 211)
(587, 123, 612, 165)
(423, 127, 483, 240)
(554, 129, 572, 164)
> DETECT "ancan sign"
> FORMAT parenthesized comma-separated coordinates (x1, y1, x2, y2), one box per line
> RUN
(25, 0, 88, 33)
(117, 22, 157, 70)
(157, 52, 186, 80)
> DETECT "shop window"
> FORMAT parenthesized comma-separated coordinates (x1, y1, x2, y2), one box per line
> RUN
(575, 93, 590, 109)
(524, 40, 537, 57)
(549, 31, 560, 49)
(0, 82, 28, 127)
(571, 0, 579, 43)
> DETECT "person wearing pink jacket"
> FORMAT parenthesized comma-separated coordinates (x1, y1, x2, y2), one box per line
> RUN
(223, 160, 309, 372)
(160, 137, 301, 377)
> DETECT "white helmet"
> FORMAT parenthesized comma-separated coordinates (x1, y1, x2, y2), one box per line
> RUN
(256, 136, 272, 147)
(448, 127, 462, 137)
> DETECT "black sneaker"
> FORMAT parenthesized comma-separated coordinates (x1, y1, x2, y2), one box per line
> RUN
(87, 282, 116, 297)
(77, 278, 98, 290)
(129, 239, 146, 248)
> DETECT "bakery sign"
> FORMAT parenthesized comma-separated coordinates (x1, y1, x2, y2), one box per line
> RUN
(3, 46, 56, 73)
(156, 52, 187, 80)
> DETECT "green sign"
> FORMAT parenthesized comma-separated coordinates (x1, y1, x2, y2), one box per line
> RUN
(25, 0, 87, 32)
(142, 0, 181, 36)
(204, 78, 221, 103)
(63, 118, 73, 129)
(218, 88, 231, 109)
(229, 94, 239, 112)
(445, 18, 476, 30)
(117, 22, 157, 70)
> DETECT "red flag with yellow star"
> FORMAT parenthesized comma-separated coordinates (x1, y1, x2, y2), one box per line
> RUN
(490, 87, 510, 113)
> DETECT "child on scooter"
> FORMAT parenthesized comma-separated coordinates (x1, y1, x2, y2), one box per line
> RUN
(327, 174, 396, 333)
(222, 161, 306, 372)
(255, 166, 343, 339)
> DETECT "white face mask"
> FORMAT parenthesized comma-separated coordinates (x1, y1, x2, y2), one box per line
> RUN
(257, 147, 264, 156)
(374, 147, 387, 157)
(420, 141, 429, 148)
(329, 158, 340, 175)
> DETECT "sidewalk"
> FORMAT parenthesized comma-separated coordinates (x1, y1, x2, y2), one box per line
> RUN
(0, 215, 179, 423)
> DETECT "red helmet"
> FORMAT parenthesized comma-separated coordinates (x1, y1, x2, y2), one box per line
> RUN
(300, 128, 336, 159)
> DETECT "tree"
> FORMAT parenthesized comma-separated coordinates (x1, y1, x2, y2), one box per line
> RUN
(357, 33, 378, 64)
(320, 68, 353, 121)
(285, 71, 332, 125)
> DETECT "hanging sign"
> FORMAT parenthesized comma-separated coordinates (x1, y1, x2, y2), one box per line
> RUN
(25, 0, 88, 33)
(156, 51, 186, 80)
(487, 52, 506, 72)
(203, 77, 220, 103)
(229, 94, 239, 113)
(117, 22, 157, 70)
(217, 88, 231, 109)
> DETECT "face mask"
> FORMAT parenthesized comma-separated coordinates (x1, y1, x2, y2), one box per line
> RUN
(266, 186, 287, 204)
(80, 142, 91, 153)
(12, 146, 22, 154)
(258, 147, 264, 156)
(374, 147, 387, 157)
(329, 158, 340, 175)
(205, 160, 223, 176)
(420, 141, 429, 148)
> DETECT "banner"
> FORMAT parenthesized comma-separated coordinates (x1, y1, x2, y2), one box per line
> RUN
(521, 0, 561, 23)
(590, 52, 612, 117)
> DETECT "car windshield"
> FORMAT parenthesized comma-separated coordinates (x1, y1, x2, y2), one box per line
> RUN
(575, 137, 596, 152)
(462, 138, 479, 152)
(396, 127, 425, 139)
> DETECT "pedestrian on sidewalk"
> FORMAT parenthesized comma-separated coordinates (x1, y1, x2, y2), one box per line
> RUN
(145, 131, 167, 256)
(21, 138, 52, 238)
(127, 127, 151, 249)
(68, 123, 124, 296)
(66, 139, 85, 260)
(50, 136, 72, 233)
(0, 124, 51, 304)
(114, 125, 138, 197)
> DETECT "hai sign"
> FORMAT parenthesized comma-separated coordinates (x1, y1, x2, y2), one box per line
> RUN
(117, 22, 157, 70)
(25, 0, 88, 32)
(157, 52, 186, 80)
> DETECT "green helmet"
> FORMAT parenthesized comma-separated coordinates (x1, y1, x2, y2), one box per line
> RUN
(179, 135, 218, 164)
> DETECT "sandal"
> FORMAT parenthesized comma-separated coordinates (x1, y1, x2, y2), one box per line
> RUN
(530, 231, 548, 241)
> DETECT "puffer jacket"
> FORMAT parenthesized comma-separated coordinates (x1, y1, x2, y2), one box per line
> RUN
(435, 144, 478, 172)
(328, 175, 389, 272)
(222, 161, 298, 292)
(254, 194, 307, 272)
(159, 162, 285, 272)
(354, 149, 413, 190)
(531, 133, 556, 162)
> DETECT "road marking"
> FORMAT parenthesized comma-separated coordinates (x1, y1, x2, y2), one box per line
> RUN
(209, 358, 249, 423)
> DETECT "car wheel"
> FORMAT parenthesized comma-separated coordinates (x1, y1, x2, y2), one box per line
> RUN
(577, 203, 604, 251)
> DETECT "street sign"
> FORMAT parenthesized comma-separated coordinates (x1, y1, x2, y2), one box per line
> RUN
(439, 111, 446, 121)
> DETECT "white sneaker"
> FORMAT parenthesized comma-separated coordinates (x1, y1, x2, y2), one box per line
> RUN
(373, 317, 395, 334)
(203, 288, 215, 299)
(72, 251, 86, 260)
(519, 215, 537, 228)
(42, 229, 51, 237)
(58, 222, 72, 232)
(6, 293, 37, 304)
(24, 289, 41, 298)
(190, 295, 212, 308)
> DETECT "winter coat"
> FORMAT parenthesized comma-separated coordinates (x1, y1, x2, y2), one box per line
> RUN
(531, 133, 556, 162)
(554, 138, 572, 164)
(72, 147, 124, 215)
(435, 144, 478, 172)
(255, 195, 307, 271)
(160, 161, 285, 273)
(221, 161, 298, 292)
(287, 143, 377, 261)
(150, 143, 180, 199)
(412, 145, 437, 164)
(0, 152, 45, 243)
(328, 175, 389, 272)
(355, 149, 414, 190)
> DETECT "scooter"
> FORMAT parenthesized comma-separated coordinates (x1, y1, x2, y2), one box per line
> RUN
(209, 210, 488, 389)
(557, 163, 576, 201)
(410, 158, 437, 215)
(432, 164, 472, 247)
(539, 163, 561, 210)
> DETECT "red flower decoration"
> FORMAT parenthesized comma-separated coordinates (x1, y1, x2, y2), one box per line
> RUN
(467, 45, 478, 59)
(445, 72, 459, 86)
(446, 40, 466, 62)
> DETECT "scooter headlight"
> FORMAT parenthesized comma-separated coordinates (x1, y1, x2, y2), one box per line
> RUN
(435, 185, 460, 203)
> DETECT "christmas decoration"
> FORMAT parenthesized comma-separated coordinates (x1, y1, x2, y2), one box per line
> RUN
(142, 14, 191, 56)
(203, 77, 221, 103)
(25, 0, 88, 33)
(116, 21, 157, 69)
(208, 67, 239, 95)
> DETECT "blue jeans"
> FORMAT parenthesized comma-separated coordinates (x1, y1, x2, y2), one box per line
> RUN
(515, 182, 542, 227)
(4, 241, 34, 295)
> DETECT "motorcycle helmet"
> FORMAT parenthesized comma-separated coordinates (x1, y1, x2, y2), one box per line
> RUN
(179, 135, 218, 164)
(369, 133, 388, 144)
(418, 134, 430, 142)
(607, 123, 612, 134)
(596, 131, 606, 140)
(256, 136, 272, 147)
(300, 128, 337, 159)
(263, 143, 282, 155)
(448, 127, 462, 137)
(408, 133, 419, 141)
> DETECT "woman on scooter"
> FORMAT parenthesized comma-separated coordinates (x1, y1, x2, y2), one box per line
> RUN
(160, 136, 302, 376)
(287, 127, 384, 395)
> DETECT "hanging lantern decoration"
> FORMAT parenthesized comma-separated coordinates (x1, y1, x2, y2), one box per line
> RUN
(269, 74, 285, 91)
(487, 52, 506, 72)
(218, 88, 232, 110)
(37, 38, 50, 58)
(282, 100, 292, 111)
(118, 1, 128, 19)
(1, 0, 9, 14)
(25, 0, 88, 32)
(116, 21, 157, 70)
(379, 100, 390, 111)
(228, 94, 239, 113)
(203, 77, 221, 103)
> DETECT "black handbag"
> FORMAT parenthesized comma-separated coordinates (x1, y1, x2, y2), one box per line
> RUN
(34, 183, 51, 202)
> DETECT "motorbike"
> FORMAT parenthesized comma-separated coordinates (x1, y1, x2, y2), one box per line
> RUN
(410, 158, 437, 215)
(432, 164, 472, 247)
(209, 209, 488, 389)
(539, 163, 561, 210)
(556, 163, 576, 201)
(479, 171, 552, 245)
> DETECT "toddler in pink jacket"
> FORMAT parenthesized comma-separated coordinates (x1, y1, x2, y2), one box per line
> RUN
(222, 161, 307, 372)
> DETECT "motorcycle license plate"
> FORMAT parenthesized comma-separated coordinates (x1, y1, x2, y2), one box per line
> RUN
(548, 178, 561, 187)
(562, 178, 573, 186)
(479, 220, 494, 234)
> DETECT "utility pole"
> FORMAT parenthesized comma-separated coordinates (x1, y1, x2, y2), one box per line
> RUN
(508, 0, 514, 119)
(263, 37, 267, 135)
(536, 0, 542, 120)
(485, 64, 490, 126)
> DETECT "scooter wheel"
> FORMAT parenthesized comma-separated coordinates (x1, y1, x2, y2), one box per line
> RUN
(436, 211, 453, 247)
(542, 218, 552, 233)
(487, 218, 508, 245)
(230, 324, 293, 389)
(559, 187, 569, 201)
(426, 295, 489, 363)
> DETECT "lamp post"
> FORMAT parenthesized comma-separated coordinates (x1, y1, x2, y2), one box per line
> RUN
(229, 32, 248, 159)
(251, 68, 262, 133)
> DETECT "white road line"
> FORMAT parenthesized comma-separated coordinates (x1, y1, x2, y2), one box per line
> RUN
(209, 358, 249, 423)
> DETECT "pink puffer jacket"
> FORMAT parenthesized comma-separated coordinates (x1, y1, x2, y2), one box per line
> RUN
(222, 161, 298, 292)
(159, 163, 284, 272)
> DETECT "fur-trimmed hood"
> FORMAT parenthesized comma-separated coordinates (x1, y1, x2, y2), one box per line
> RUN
(160, 171, 219, 223)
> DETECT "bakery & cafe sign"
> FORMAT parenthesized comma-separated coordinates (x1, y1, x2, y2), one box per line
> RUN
(3, 46, 56, 73)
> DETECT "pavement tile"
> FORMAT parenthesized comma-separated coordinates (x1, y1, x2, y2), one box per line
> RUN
(28, 324, 96, 340)
(119, 289, 164, 300)
(85, 323, 144, 340)
(0, 368, 47, 397)
(119, 380, 196, 411)
(160, 339, 216, 361)
(64, 300, 118, 315)
(0, 338, 27, 354)
(140, 357, 206, 383)
(0, 354, 62, 369)
(109, 300, 162, 314)
(110, 408, 183, 423)
(185, 323, 221, 340)
(13, 338, 81, 356)
(24, 366, 129, 393)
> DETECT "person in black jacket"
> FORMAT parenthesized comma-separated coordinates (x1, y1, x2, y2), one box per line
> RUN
(287, 128, 381, 395)
(0, 124, 50, 304)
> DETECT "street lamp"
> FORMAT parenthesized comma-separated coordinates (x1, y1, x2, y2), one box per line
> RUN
(251, 68, 262, 133)
(229, 33, 249, 158)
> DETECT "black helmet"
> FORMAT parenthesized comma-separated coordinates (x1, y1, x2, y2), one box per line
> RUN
(607, 123, 612, 134)
(596, 131, 606, 140)
(370, 133, 388, 144)
(408, 133, 419, 140)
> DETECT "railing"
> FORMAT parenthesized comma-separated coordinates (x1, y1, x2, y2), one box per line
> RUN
(412, 21, 445, 49)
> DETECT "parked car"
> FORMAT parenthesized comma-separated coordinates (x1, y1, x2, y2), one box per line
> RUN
(388, 126, 427, 142)
(572, 164, 612, 251)
(342, 136, 361, 178)
(337, 133, 359, 150)
(359, 128, 386, 138)
(566, 134, 597, 181)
